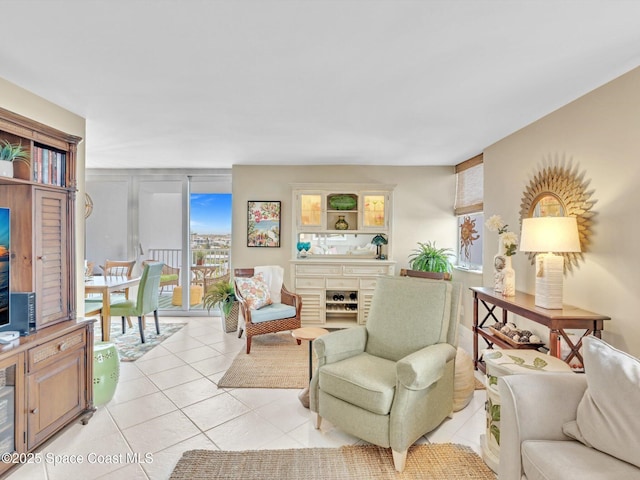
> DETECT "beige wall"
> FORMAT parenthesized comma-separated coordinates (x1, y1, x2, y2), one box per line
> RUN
(0, 77, 87, 312)
(231, 164, 459, 278)
(484, 66, 640, 356)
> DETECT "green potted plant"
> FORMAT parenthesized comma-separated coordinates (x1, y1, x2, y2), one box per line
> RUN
(0, 140, 30, 178)
(202, 279, 239, 333)
(408, 241, 455, 276)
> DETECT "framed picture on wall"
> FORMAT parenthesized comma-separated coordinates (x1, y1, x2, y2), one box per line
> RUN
(247, 201, 281, 247)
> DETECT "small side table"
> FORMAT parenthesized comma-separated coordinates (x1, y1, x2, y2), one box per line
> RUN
(291, 327, 329, 408)
(481, 349, 572, 473)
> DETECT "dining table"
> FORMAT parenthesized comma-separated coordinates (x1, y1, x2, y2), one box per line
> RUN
(85, 275, 141, 342)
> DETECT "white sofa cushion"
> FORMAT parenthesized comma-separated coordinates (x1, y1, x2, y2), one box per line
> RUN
(522, 439, 640, 480)
(563, 336, 640, 469)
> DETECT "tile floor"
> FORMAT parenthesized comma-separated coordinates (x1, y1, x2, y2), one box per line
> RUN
(6, 316, 488, 480)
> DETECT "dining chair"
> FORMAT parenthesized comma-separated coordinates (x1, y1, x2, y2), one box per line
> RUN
(101, 259, 137, 327)
(108, 262, 163, 343)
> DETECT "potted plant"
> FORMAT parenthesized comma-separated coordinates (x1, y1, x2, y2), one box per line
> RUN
(194, 249, 206, 265)
(0, 140, 30, 178)
(202, 279, 239, 333)
(408, 241, 455, 276)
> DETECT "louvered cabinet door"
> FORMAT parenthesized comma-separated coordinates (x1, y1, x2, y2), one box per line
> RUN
(34, 188, 69, 328)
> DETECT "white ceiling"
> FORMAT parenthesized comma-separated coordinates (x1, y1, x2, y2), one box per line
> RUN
(2, 1, 640, 170)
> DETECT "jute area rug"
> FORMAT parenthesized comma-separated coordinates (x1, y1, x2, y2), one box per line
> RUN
(217, 332, 309, 389)
(217, 332, 489, 391)
(169, 444, 496, 480)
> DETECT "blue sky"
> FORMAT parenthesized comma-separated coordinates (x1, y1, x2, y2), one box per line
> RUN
(190, 193, 232, 234)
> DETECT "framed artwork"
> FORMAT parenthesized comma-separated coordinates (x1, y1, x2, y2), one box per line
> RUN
(247, 201, 281, 247)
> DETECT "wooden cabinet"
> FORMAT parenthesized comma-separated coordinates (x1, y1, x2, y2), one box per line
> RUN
(0, 321, 93, 476)
(0, 187, 71, 328)
(0, 108, 92, 477)
(291, 183, 396, 325)
(0, 106, 80, 330)
(292, 261, 395, 327)
(293, 184, 394, 236)
(26, 327, 87, 449)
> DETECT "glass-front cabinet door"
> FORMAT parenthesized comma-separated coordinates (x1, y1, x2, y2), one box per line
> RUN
(0, 355, 22, 475)
(361, 192, 389, 230)
(296, 192, 324, 230)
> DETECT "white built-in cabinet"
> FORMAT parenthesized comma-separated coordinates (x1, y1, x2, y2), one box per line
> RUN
(291, 184, 396, 327)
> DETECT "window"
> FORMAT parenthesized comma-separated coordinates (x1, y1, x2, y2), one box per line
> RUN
(454, 155, 483, 270)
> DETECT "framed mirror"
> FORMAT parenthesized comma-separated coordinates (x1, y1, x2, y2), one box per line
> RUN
(519, 161, 595, 271)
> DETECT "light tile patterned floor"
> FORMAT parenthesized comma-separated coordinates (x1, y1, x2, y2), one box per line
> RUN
(5, 316, 487, 480)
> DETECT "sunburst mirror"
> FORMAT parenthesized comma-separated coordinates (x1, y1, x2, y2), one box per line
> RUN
(519, 160, 595, 272)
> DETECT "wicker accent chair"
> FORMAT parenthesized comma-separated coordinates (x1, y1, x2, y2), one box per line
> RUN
(234, 267, 302, 354)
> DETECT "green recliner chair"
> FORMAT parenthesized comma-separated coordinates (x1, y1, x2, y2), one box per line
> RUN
(109, 262, 163, 343)
(309, 275, 462, 472)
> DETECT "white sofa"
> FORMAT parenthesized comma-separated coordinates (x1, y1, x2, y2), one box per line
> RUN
(498, 336, 640, 480)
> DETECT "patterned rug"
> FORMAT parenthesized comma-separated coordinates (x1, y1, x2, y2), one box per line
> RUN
(170, 444, 496, 479)
(94, 321, 186, 362)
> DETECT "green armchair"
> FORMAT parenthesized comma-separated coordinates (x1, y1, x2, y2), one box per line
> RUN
(309, 275, 462, 472)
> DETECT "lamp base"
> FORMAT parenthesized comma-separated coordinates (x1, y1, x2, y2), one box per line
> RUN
(534, 253, 564, 310)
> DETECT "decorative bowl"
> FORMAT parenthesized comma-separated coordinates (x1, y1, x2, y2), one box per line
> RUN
(329, 195, 357, 210)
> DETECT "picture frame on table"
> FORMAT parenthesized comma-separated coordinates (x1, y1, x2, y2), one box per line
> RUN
(247, 201, 281, 247)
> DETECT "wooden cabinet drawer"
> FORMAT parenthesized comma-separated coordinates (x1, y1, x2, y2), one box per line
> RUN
(296, 277, 325, 289)
(359, 278, 378, 290)
(28, 329, 86, 372)
(326, 278, 359, 289)
(343, 265, 391, 276)
(296, 264, 342, 276)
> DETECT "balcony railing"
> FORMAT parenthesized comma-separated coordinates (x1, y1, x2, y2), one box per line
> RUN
(147, 248, 230, 275)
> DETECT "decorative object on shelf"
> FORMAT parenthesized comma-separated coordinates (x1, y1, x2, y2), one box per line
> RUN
(0, 140, 30, 178)
(371, 233, 388, 259)
(334, 215, 349, 230)
(328, 194, 357, 210)
(520, 159, 595, 271)
(519, 216, 581, 309)
(247, 201, 281, 247)
(486, 215, 518, 296)
(408, 241, 454, 276)
(296, 241, 311, 258)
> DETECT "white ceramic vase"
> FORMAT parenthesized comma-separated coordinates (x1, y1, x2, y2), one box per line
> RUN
(0, 161, 13, 178)
(502, 256, 516, 297)
(493, 235, 506, 293)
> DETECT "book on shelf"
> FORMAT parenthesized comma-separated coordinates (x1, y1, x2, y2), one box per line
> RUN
(32, 145, 66, 186)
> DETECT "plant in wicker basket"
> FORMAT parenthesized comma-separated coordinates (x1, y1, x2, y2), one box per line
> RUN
(202, 279, 239, 333)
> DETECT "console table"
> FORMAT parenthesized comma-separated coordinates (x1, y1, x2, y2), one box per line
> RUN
(471, 286, 610, 373)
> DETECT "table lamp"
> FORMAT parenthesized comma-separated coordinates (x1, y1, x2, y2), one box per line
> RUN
(519, 216, 581, 309)
(371, 234, 388, 259)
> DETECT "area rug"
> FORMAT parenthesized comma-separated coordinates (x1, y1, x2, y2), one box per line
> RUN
(169, 444, 496, 480)
(217, 332, 308, 388)
(94, 322, 186, 362)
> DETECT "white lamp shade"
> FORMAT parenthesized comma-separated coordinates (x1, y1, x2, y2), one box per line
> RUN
(520, 217, 581, 253)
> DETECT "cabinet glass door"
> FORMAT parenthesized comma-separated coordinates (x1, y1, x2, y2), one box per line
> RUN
(362, 194, 386, 229)
(0, 363, 16, 457)
(299, 194, 323, 228)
